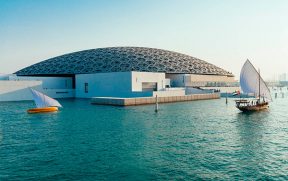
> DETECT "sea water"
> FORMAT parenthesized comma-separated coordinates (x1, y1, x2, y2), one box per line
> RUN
(0, 96, 288, 180)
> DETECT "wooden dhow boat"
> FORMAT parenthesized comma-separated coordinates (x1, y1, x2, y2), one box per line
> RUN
(27, 89, 62, 114)
(235, 60, 272, 112)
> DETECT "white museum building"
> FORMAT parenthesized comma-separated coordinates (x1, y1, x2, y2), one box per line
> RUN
(0, 47, 235, 101)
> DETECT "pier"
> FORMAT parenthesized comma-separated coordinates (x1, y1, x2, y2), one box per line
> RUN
(91, 93, 220, 106)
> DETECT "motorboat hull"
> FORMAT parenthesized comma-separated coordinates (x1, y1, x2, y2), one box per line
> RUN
(27, 107, 58, 114)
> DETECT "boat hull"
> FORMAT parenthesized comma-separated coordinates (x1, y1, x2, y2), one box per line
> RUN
(27, 107, 58, 114)
(236, 103, 269, 112)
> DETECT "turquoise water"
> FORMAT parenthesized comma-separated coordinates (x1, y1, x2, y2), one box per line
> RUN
(0, 97, 288, 180)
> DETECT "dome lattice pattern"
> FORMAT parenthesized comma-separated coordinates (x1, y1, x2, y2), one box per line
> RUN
(16, 47, 233, 76)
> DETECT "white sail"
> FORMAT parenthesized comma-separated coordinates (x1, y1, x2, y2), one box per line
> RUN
(240, 60, 272, 101)
(30, 89, 62, 108)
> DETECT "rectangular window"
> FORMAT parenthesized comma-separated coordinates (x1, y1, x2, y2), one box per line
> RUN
(56, 91, 68, 94)
(142, 82, 157, 92)
(84, 83, 88, 93)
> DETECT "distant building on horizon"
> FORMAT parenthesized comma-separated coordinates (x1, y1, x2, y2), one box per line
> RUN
(0, 47, 235, 101)
(278, 73, 288, 86)
(279, 73, 287, 82)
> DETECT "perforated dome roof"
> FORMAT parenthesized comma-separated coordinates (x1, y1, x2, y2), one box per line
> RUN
(16, 47, 233, 76)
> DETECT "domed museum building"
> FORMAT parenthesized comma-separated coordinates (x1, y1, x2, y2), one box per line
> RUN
(1, 47, 235, 101)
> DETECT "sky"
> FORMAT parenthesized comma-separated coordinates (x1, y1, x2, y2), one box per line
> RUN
(1, 0, 288, 80)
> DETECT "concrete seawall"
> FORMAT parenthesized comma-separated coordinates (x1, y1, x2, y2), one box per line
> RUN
(91, 93, 220, 106)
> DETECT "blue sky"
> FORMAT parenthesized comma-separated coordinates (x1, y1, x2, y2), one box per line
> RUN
(1, 0, 288, 80)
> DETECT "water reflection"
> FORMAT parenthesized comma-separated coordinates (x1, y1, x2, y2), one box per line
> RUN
(0, 125, 3, 144)
(235, 112, 269, 177)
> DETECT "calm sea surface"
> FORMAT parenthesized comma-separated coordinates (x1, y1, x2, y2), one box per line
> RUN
(1, 94, 288, 180)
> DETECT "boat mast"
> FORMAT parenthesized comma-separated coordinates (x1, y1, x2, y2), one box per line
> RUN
(258, 68, 261, 102)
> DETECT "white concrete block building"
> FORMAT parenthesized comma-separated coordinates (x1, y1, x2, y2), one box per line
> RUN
(76, 71, 168, 98)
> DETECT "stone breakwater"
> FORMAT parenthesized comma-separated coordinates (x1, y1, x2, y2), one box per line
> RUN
(91, 93, 220, 106)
